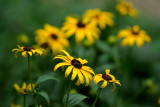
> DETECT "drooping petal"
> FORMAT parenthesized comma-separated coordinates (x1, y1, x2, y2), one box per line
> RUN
(75, 79, 81, 86)
(100, 81, 107, 88)
(61, 50, 74, 60)
(82, 66, 95, 75)
(65, 66, 74, 78)
(27, 52, 32, 56)
(77, 70, 84, 84)
(22, 82, 26, 89)
(54, 62, 70, 71)
(22, 51, 27, 57)
(71, 68, 78, 81)
(105, 69, 110, 75)
(93, 74, 104, 85)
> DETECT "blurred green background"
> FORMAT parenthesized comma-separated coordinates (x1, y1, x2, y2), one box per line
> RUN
(0, 0, 160, 107)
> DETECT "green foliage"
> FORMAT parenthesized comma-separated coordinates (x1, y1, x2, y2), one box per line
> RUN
(38, 91, 50, 105)
(63, 93, 88, 107)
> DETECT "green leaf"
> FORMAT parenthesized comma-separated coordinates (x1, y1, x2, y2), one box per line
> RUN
(35, 75, 58, 86)
(63, 93, 88, 107)
(38, 91, 50, 104)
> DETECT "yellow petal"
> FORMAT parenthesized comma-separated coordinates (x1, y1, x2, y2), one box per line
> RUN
(76, 58, 88, 64)
(53, 55, 70, 62)
(105, 69, 110, 75)
(75, 30, 85, 43)
(80, 70, 92, 86)
(75, 79, 81, 86)
(61, 50, 73, 60)
(82, 66, 95, 75)
(22, 51, 27, 57)
(28, 52, 32, 56)
(100, 81, 107, 88)
(54, 62, 70, 71)
(93, 74, 104, 85)
(22, 82, 26, 89)
(65, 66, 74, 78)
(77, 70, 84, 84)
(71, 68, 78, 81)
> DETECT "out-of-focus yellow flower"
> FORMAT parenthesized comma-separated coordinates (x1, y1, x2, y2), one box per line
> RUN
(83, 9, 114, 29)
(13, 82, 35, 94)
(93, 69, 121, 90)
(158, 97, 160, 105)
(35, 24, 69, 54)
(12, 45, 43, 57)
(37, 105, 42, 107)
(17, 34, 29, 44)
(11, 104, 21, 107)
(62, 16, 100, 43)
(116, 0, 137, 17)
(117, 25, 151, 47)
(54, 50, 95, 86)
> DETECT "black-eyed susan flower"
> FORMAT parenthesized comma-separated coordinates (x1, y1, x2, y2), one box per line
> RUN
(93, 69, 121, 90)
(83, 9, 114, 29)
(62, 16, 100, 43)
(13, 82, 35, 94)
(11, 104, 21, 107)
(117, 25, 151, 47)
(54, 50, 95, 86)
(35, 24, 69, 54)
(116, 0, 137, 17)
(12, 45, 43, 57)
(36, 105, 42, 107)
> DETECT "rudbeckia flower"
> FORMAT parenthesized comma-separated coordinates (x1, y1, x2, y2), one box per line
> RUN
(62, 16, 100, 43)
(54, 50, 95, 86)
(11, 104, 21, 107)
(93, 69, 121, 90)
(12, 45, 43, 57)
(35, 24, 69, 54)
(13, 82, 35, 94)
(117, 25, 151, 47)
(116, 0, 137, 17)
(83, 9, 114, 29)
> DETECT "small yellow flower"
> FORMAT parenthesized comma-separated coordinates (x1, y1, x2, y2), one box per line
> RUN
(93, 69, 121, 90)
(13, 82, 35, 94)
(37, 105, 42, 107)
(117, 25, 151, 47)
(62, 16, 100, 43)
(158, 97, 160, 105)
(17, 34, 29, 44)
(35, 24, 69, 54)
(83, 9, 114, 29)
(54, 50, 95, 86)
(11, 104, 21, 107)
(12, 45, 43, 57)
(116, 0, 137, 17)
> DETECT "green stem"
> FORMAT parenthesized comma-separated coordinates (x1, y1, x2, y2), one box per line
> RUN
(23, 95, 26, 107)
(34, 95, 37, 106)
(27, 54, 32, 87)
(91, 88, 102, 107)
(66, 81, 72, 107)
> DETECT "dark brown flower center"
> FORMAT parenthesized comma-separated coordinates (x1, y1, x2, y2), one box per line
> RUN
(23, 47, 34, 51)
(132, 30, 139, 35)
(102, 74, 112, 81)
(77, 22, 86, 28)
(51, 34, 58, 40)
(41, 43, 48, 49)
(71, 59, 82, 69)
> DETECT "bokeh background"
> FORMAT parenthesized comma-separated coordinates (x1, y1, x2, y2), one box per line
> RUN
(0, 0, 160, 107)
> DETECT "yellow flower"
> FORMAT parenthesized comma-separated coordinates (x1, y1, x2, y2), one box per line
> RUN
(37, 105, 42, 107)
(13, 82, 35, 94)
(93, 69, 121, 90)
(117, 25, 151, 47)
(83, 9, 114, 29)
(62, 16, 100, 43)
(54, 50, 95, 86)
(12, 45, 43, 57)
(11, 104, 21, 107)
(35, 24, 69, 54)
(116, 0, 137, 17)
(17, 34, 29, 44)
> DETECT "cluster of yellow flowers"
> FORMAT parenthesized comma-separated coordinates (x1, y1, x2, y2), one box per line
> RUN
(54, 50, 121, 90)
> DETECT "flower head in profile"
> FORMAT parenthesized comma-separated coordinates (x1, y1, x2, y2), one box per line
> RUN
(83, 9, 114, 29)
(11, 104, 21, 107)
(93, 69, 121, 91)
(13, 82, 35, 94)
(62, 16, 100, 43)
(54, 50, 95, 86)
(117, 25, 151, 47)
(35, 24, 69, 54)
(116, 0, 137, 17)
(12, 45, 43, 57)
